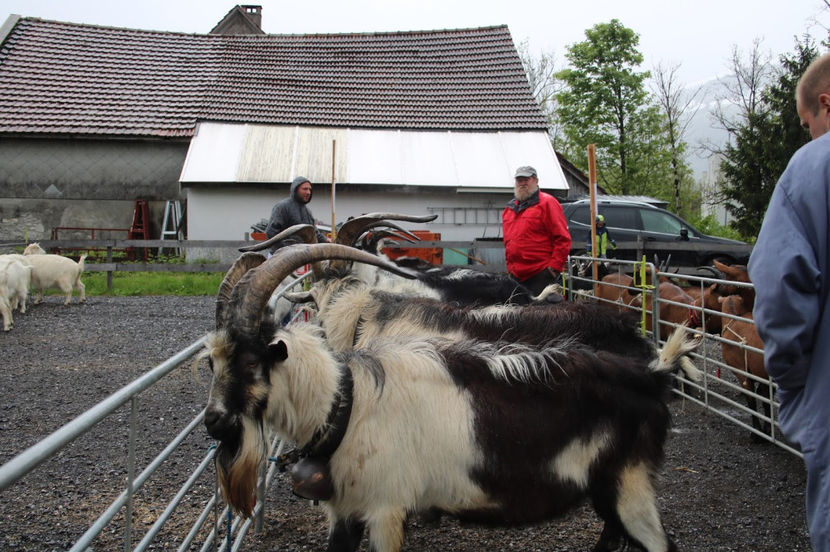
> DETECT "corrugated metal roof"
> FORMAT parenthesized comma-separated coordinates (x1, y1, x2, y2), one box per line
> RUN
(180, 122, 568, 191)
(0, 17, 547, 138)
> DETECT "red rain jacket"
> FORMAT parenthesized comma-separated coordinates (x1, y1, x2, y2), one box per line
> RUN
(502, 191, 571, 281)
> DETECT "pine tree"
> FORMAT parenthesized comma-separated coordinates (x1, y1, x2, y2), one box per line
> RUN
(719, 36, 817, 238)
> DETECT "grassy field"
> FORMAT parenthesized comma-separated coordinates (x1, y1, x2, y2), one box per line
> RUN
(82, 271, 225, 296)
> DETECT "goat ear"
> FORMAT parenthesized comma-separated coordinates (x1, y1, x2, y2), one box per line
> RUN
(269, 340, 289, 363)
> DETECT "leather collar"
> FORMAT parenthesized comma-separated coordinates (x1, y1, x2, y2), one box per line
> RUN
(300, 365, 353, 459)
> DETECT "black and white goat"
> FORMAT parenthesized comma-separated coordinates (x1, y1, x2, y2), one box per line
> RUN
(255, 246, 699, 381)
(241, 213, 557, 306)
(200, 244, 697, 552)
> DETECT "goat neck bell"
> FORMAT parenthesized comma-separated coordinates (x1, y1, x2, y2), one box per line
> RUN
(289, 364, 354, 501)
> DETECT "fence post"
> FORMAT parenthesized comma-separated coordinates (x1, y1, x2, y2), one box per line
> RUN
(106, 246, 114, 291)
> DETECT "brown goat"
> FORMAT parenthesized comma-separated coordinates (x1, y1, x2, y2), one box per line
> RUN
(685, 283, 724, 334)
(594, 272, 640, 309)
(718, 294, 770, 440)
(713, 260, 755, 311)
(626, 281, 695, 341)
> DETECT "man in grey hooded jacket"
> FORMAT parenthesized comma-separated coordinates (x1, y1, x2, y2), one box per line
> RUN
(265, 176, 329, 253)
(749, 52, 830, 551)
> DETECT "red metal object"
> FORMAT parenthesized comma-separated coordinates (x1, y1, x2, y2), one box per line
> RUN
(382, 230, 443, 266)
(127, 200, 150, 261)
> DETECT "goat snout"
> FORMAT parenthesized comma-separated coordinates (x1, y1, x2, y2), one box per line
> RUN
(204, 406, 240, 443)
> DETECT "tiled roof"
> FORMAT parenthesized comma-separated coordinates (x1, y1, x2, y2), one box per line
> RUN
(0, 17, 547, 138)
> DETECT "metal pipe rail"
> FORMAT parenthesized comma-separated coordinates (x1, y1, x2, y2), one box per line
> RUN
(566, 255, 798, 458)
(0, 272, 311, 551)
(0, 338, 206, 493)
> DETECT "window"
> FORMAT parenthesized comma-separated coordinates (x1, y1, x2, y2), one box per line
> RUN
(569, 205, 590, 225)
(641, 209, 687, 235)
(602, 207, 639, 231)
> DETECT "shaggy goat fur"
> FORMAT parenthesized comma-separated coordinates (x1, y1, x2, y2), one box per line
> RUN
(302, 276, 703, 382)
(202, 323, 696, 551)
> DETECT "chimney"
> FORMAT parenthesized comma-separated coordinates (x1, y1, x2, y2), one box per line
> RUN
(242, 5, 262, 29)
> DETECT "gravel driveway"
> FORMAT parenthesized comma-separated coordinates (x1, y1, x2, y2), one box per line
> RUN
(0, 296, 812, 551)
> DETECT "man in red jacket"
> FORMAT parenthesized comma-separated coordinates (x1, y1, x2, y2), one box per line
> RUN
(502, 166, 571, 301)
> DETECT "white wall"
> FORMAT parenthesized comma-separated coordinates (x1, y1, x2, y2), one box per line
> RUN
(186, 186, 514, 243)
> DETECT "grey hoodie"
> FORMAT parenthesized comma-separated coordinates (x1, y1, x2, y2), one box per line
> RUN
(264, 176, 326, 251)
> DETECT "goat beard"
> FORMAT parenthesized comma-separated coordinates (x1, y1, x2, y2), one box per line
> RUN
(215, 417, 266, 518)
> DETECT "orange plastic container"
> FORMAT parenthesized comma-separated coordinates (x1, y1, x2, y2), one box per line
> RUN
(382, 230, 443, 266)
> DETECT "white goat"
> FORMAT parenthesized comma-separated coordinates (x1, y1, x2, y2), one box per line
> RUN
(22, 243, 87, 305)
(0, 257, 32, 330)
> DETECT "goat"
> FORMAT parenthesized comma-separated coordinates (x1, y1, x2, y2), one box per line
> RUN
(22, 243, 87, 305)
(201, 249, 699, 551)
(718, 294, 770, 440)
(244, 214, 557, 306)
(712, 260, 754, 310)
(628, 281, 696, 341)
(0, 257, 32, 330)
(684, 282, 723, 334)
(595, 272, 639, 309)
(682, 263, 755, 335)
(0, 256, 32, 312)
(240, 244, 700, 380)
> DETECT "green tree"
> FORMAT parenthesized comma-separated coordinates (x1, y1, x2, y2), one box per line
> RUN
(719, 36, 817, 238)
(555, 19, 668, 195)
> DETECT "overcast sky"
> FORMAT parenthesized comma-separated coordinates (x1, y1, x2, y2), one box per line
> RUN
(3, 0, 829, 87)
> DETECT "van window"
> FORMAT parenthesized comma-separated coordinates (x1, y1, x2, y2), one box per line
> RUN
(569, 205, 590, 225)
(602, 207, 639, 230)
(641, 209, 685, 235)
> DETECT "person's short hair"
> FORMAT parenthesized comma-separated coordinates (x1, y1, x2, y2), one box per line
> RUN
(514, 166, 537, 178)
(797, 52, 830, 115)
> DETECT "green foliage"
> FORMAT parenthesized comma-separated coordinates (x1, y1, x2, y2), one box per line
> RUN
(82, 271, 224, 296)
(685, 213, 749, 243)
(720, 35, 817, 238)
(555, 19, 671, 195)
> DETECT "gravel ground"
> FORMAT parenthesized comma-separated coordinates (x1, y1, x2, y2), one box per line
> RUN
(0, 295, 812, 551)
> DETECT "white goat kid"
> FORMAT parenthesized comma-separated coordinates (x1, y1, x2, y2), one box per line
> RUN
(22, 243, 87, 305)
(0, 257, 32, 330)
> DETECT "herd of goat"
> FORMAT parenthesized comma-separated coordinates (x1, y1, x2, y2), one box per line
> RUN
(0, 242, 86, 330)
(196, 212, 766, 552)
(585, 257, 768, 439)
(1, 214, 766, 552)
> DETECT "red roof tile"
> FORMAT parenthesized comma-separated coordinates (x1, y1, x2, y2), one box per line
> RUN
(0, 17, 547, 138)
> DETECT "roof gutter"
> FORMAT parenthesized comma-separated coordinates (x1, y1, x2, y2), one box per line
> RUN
(0, 14, 21, 48)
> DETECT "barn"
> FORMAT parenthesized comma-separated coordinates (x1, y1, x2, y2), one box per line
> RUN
(0, 5, 582, 261)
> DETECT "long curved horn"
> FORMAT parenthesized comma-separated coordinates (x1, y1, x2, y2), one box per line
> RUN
(356, 220, 420, 246)
(216, 252, 267, 329)
(238, 224, 318, 252)
(282, 290, 315, 303)
(359, 228, 418, 255)
(335, 213, 437, 247)
(225, 243, 418, 338)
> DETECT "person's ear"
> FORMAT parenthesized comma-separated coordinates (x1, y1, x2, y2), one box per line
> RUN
(819, 93, 830, 114)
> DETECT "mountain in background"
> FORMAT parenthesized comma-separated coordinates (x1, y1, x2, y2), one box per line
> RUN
(683, 77, 732, 183)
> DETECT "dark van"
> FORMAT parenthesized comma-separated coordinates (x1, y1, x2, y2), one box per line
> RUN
(562, 198, 752, 267)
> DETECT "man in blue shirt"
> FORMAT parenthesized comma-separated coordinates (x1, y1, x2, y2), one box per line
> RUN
(749, 52, 830, 551)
